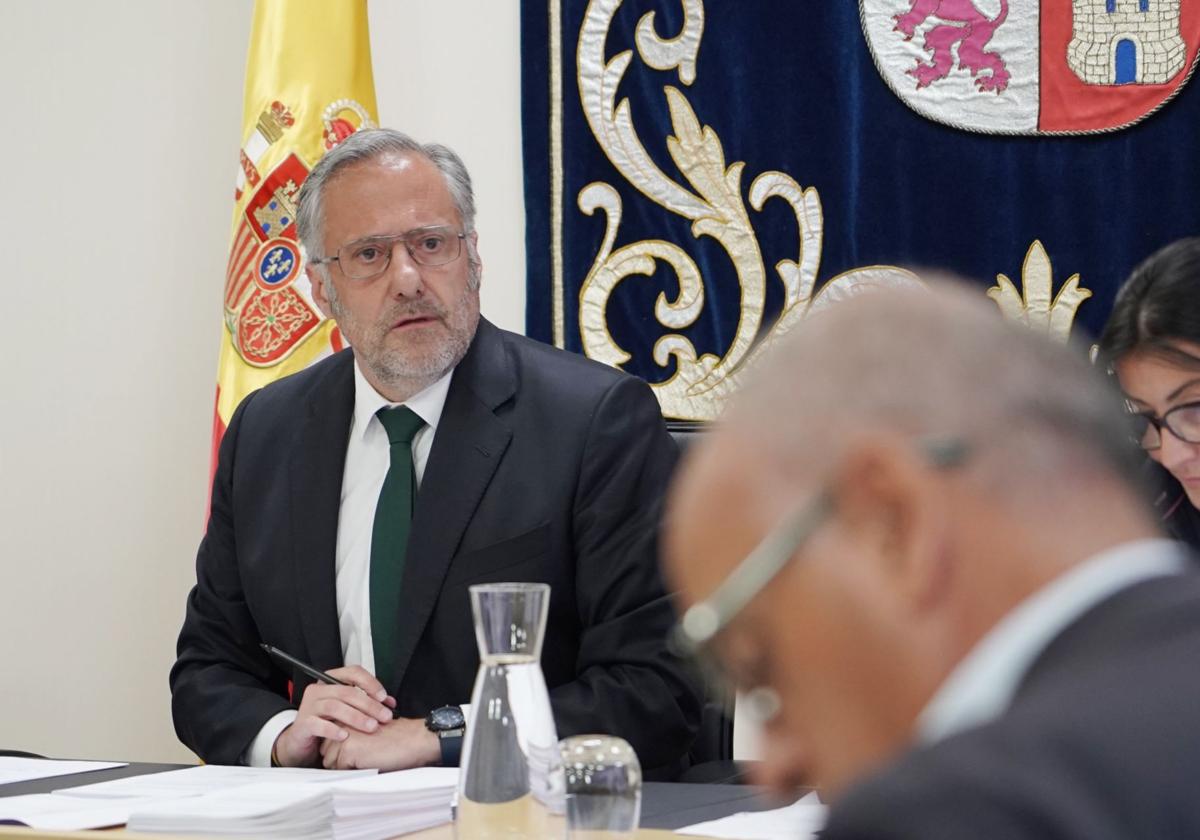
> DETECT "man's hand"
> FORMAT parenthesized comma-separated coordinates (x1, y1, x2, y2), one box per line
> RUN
(272, 665, 397, 768)
(749, 729, 813, 795)
(319, 716, 441, 771)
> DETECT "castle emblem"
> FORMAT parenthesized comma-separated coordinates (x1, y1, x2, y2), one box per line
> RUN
(1067, 0, 1186, 85)
(244, 153, 309, 241)
(861, 0, 1200, 133)
(252, 180, 298, 240)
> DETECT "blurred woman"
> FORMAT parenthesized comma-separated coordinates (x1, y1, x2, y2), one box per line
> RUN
(1099, 237, 1200, 548)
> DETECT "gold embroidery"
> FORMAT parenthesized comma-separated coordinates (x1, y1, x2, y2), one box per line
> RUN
(236, 287, 318, 366)
(571, 3, 1092, 419)
(988, 240, 1093, 343)
(576, 0, 921, 420)
(551, 0, 566, 348)
(634, 1, 704, 84)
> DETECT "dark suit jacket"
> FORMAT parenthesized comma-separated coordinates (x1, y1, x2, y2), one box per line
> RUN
(822, 568, 1200, 839)
(170, 319, 702, 775)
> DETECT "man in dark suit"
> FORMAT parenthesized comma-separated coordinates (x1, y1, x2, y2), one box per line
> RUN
(665, 285, 1200, 836)
(171, 129, 701, 776)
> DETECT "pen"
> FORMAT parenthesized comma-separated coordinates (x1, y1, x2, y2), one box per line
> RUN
(259, 643, 351, 686)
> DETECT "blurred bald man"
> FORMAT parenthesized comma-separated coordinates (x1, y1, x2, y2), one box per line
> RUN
(665, 285, 1200, 838)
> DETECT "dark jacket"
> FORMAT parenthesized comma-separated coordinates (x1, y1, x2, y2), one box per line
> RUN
(170, 319, 702, 776)
(823, 568, 1200, 839)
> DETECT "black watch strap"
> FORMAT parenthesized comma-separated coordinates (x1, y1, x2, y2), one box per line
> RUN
(439, 731, 464, 767)
(425, 705, 466, 767)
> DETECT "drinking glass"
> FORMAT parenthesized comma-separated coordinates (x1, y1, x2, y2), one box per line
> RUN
(560, 734, 642, 838)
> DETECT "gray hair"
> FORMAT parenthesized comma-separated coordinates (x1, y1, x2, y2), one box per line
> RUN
(730, 282, 1144, 503)
(296, 128, 477, 261)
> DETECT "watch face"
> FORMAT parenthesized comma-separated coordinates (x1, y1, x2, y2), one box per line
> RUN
(428, 705, 465, 731)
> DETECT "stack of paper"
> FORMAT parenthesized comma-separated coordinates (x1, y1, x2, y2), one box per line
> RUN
(128, 784, 332, 838)
(329, 768, 460, 839)
(55, 763, 374, 800)
(125, 767, 459, 840)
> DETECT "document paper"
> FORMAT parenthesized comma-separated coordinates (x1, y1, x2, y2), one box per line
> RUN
(0, 757, 126, 786)
(0, 793, 150, 831)
(54, 764, 376, 799)
(125, 767, 460, 839)
(675, 791, 827, 840)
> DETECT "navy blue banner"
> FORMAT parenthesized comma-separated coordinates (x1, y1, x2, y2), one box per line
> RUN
(522, 1, 1200, 420)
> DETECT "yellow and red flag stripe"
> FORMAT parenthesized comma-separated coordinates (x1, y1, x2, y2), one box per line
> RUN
(213, 0, 378, 477)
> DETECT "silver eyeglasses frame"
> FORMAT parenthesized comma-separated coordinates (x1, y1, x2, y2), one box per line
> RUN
(309, 225, 468, 279)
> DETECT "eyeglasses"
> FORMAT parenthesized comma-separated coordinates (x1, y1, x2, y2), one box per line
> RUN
(669, 437, 970, 719)
(1128, 401, 1200, 451)
(310, 226, 467, 280)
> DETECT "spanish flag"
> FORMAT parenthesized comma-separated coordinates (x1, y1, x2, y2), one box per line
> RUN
(213, 0, 378, 473)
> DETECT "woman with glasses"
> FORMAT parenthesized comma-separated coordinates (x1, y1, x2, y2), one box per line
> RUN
(1099, 237, 1200, 549)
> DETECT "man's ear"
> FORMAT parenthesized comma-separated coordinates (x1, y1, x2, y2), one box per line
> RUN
(829, 435, 951, 614)
(468, 231, 483, 285)
(308, 266, 334, 320)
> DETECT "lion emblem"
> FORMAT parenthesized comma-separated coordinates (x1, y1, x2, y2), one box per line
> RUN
(894, 0, 1011, 93)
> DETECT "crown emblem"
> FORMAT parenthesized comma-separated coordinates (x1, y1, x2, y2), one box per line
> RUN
(322, 98, 376, 150)
(256, 100, 296, 144)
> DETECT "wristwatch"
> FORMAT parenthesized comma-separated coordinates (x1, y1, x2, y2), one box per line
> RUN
(425, 705, 466, 767)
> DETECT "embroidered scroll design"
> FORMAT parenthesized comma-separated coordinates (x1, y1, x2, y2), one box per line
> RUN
(576, 0, 922, 420)
(575, 2, 1091, 420)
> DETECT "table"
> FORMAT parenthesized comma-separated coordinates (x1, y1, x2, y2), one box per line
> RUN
(0, 762, 788, 838)
(0, 827, 680, 839)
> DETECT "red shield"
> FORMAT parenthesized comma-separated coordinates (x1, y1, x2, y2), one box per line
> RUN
(243, 153, 309, 241)
(235, 287, 320, 367)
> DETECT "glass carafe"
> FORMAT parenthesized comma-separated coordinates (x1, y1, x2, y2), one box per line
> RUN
(455, 583, 566, 838)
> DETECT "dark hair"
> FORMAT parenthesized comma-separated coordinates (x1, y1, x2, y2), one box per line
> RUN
(1098, 237, 1200, 370)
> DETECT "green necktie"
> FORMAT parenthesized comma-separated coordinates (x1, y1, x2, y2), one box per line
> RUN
(371, 406, 426, 690)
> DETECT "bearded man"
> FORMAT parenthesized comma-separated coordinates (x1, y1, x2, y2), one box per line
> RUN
(171, 129, 701, 777)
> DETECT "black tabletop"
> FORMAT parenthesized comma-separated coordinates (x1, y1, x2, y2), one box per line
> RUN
(640, 780, 790, 829)
(0, 761, 791, 831)
(0, 761, 183, 799)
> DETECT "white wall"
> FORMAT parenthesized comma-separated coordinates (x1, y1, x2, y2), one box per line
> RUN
(0, 1, 525, 763)
(369, 2, 527, 330)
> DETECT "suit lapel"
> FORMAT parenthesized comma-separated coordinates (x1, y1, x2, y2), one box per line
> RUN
(389, 320, 515, 689)
(289, 351, 356, 671)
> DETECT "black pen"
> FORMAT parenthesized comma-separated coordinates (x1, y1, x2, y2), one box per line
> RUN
(259, 643, 351, 686)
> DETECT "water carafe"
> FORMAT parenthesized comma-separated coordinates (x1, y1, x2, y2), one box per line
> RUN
(455, 583, 566, 838)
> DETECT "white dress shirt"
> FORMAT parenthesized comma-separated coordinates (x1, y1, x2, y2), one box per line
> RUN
(915, 538, 1189, 745)
(243, 361, 453, 767)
